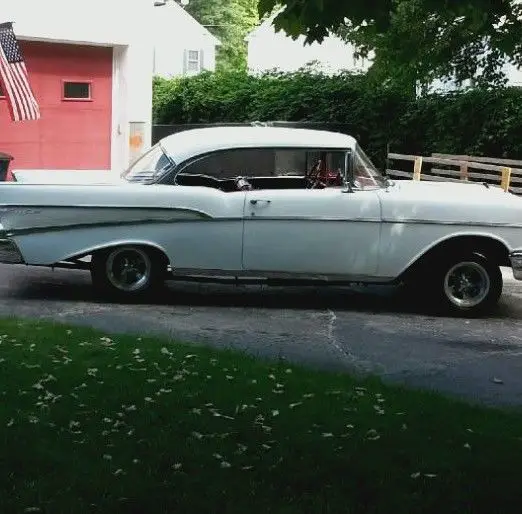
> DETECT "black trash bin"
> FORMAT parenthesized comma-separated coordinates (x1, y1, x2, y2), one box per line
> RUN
(0, 152, 13, 182)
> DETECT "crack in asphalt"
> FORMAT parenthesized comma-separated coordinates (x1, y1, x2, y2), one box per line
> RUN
(318, 309, 380, 374)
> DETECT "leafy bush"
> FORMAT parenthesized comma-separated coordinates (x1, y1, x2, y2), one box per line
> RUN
(153, 71, 522, 168)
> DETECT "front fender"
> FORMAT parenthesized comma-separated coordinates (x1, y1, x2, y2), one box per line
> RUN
(378, 224, 515, 279)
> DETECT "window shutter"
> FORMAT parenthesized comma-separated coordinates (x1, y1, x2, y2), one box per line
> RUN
(199, 49, 205, 71)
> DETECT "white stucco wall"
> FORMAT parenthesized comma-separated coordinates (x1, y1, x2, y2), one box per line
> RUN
(152, 1, 220, 78)
(2, 0, 154, 174)
(246, 17, 371, 75)
(426, 60, 522, 95)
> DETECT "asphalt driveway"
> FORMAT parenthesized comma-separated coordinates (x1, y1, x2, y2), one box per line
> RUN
(1, 264, 522, 407)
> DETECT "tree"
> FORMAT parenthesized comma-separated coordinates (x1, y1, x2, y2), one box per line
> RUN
(258, 0, 522, 89)
(186, 0, 259, 72)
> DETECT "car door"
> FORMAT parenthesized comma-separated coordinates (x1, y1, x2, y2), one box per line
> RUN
(242, 186, 382, 278)
(156, 148, 250, 272)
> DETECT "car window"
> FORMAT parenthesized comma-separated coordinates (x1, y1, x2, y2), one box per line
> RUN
(122, 144, 175, 184)
(175, 148, 316, 180)
(177, 148, 277, 180)
(174, 148, 346, 180)
(352, 145, 387, 189)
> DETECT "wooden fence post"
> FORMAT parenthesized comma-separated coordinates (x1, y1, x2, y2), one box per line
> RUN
(501, 167, 512, 192)
(413, 156, 423, 181)
(460, 163, 469, 181)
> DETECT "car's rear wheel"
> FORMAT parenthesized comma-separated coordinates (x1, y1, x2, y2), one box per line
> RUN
(91, 245, 167, 300)
(431, 253, 502, 316)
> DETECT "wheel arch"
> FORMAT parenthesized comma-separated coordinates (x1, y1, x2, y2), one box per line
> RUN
(63, 240, 171, 266)
(397, 232, 511, 282)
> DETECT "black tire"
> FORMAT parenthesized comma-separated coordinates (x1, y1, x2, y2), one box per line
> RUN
(428, 252, 502, 317)
(90, 245, 167, 301)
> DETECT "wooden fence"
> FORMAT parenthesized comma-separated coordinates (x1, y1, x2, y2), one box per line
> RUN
(386, 153, 522, 194)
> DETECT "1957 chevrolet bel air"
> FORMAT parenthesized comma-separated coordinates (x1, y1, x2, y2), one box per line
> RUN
(1, 126, 522, 316)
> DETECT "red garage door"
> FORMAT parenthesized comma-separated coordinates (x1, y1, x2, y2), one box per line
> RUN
(0, 41, 112, 171)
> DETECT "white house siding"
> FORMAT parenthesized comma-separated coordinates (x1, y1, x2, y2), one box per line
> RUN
(246, 16, 371, 75)
(152, 1, 220, 78)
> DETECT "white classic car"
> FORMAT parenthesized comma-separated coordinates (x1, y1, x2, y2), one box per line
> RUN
(1, 126, 522, 316)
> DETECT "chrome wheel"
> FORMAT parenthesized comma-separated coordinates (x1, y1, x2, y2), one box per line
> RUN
(105, 247, 152, 292)
(443, 261, 491, 309)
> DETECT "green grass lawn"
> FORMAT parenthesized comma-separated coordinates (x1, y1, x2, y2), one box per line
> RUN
(1, 317, 522, 513)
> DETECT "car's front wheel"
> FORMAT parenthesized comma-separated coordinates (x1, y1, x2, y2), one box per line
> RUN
(91, 245, 167, 300)
(431, 252, 502, 316)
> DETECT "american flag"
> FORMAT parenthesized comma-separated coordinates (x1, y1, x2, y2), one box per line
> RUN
(0, 22, 40, 121)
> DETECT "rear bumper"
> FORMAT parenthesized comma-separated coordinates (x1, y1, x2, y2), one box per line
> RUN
(509, 250, 522, 280)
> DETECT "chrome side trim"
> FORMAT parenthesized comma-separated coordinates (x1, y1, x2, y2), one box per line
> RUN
(5, 217, 230, 237)
(0, 205, 213, 219)
(7, 216, 522, 238)
(381, 218, 522, 229)
(4, 216, 383, 237)
(241, 217, 522, 228)
(509, 250, 522, 280)
(244, 216, 382, 223)
(0, 239, 24, 264)
(170, 267, 394, 284)
(242, 216, 522, 228)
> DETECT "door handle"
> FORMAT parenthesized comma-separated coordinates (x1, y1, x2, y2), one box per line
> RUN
(250, 199, 271, 205)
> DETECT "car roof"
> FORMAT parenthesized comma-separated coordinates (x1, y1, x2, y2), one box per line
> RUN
(159, 126, 357, 164)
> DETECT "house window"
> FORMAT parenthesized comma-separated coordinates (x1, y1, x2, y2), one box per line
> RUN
(62, 81, 92, 101)
(186, 50, 202, 74)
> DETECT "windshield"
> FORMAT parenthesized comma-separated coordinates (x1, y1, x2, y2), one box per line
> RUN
(122, 144, 175, 184)
(352, 144, 387, 189)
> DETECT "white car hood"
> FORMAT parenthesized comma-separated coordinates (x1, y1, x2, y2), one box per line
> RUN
(388, 179, 508, 196)
(378, 179, 522, 225)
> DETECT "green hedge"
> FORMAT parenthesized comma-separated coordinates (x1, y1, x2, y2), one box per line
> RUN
(153, 71, 522, 168)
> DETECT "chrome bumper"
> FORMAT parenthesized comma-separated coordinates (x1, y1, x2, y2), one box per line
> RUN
(510, 251, 522, 280)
